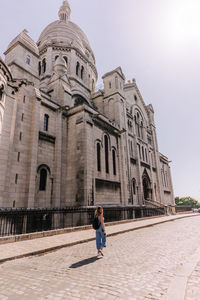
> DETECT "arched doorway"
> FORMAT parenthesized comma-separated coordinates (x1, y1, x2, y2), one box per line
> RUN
(143, 177, 149, 200)
(142, 170, 152, 201)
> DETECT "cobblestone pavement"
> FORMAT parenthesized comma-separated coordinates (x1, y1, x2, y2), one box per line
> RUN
(186, 259, 200, 300)
(0, 216, 200, 300)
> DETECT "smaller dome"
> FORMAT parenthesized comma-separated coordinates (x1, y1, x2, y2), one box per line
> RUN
(37, 1, 95, 65)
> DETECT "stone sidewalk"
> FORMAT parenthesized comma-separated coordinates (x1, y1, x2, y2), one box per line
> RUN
(0, 213, 197, 264)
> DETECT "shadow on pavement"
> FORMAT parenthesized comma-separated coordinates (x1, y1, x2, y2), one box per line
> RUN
(69, 256, 102, 269)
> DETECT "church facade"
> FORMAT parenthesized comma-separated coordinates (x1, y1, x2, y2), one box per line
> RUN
(0, 1, 174, 209)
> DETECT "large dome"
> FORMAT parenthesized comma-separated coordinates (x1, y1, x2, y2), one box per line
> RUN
(37, 1, 95, 65)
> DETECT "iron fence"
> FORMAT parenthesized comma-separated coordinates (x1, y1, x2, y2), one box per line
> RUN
(175, 206, 192, 213)
(0, 206, 165, 237)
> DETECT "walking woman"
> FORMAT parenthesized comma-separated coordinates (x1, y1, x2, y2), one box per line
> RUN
(95, 206, 106, 257)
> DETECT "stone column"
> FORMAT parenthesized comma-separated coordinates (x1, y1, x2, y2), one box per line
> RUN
(27, 93, 41, 208)
(53, 110, 62, 207)
(0, 92, 16, 207)
(151, 125, 162, 203)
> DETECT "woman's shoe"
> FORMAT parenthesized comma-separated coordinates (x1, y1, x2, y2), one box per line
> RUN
(99, 249, 104, 256)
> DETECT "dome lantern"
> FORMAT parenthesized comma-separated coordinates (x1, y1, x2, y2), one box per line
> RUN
(58, 1, 71, 22)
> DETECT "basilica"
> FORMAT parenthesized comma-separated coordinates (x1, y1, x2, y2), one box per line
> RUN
(0, 1, 174, 209)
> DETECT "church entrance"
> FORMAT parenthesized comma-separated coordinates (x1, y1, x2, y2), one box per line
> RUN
(143, 177, 149, 200)
(142, 170, 152, 201)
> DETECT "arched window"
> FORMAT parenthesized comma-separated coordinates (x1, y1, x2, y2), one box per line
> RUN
(81, 66, 84, 79)
(42, 58, 46, 73)
(26, 56, 30, 65)
(112, 149, 116, 175)
(132, 179, 136, 195)
(135, 114, 140, 137)
(145, 148, 148, 162)
(55, 55, 59, 61)
(39, 169, 47, 191)
(135, 111, 144, 139)
(97, 143, 101, 172)
(44, 114, 49, 131)
(104, 135, 109, 174)
(76, 62, 80, 76)
(115, 76, 119, 89)
(140, 121, 143, 139)
(63, 56, 68, 65)
(38, 62, 41, 76)
(129, 140, 133, 157)
(138, 144, 141, 159)
(142, 146, 144, 161)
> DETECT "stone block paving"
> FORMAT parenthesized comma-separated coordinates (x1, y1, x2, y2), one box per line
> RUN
(0, 216, 200, 299)
(186, 261, 200, 300)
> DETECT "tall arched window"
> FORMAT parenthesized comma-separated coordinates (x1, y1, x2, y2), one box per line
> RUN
(112, 149, 116, 175)
(138, 144, 141, 159)
(97, 143, 101, 172)
(145, 148, 148, 162)
(104, 135, 109, 174)
(39, 168, 47, 191)
(142, 146, 144, 161)
(115, 76, 119, 88)
(81, 66, 84, 79)
(42, 58, 46, 73)
(135, 111, 144, 139)
(44, 114, 49, 131)
(140, 121, 143, 139)
(38, 62, 41, 76)
(135, 114, 140, 137)
(132, 179, 136, 195)
(76, 62, 80, 76)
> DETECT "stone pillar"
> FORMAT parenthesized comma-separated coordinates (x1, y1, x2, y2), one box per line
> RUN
(27, 93, 41, 208)
(151, 125, 163, 204)
(53, 110, 62, 207)
(0, 92, 16, 207)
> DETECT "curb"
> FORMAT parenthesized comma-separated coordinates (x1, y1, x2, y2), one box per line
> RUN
(0, 214, 198, 264)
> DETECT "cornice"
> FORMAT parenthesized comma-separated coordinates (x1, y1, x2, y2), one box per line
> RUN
(4, 41, 39, 58)
(103, 91, 125, 100)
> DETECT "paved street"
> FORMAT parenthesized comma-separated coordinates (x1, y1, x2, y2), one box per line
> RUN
(0, 216, 200, 300)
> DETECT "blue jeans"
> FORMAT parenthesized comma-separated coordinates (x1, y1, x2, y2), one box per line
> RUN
(96, 225, 106, 250)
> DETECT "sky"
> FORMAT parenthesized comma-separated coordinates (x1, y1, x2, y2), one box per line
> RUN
(0, 0, 200, 200)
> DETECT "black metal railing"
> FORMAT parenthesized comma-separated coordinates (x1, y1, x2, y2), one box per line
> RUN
(0, 206, 165, 237)
(175, 206, 192, 213)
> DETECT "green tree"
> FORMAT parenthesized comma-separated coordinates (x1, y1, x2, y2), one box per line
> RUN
(175, 196, 200, 208)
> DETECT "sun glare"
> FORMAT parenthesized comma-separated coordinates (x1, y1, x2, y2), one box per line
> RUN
(168, 0, 200, 44)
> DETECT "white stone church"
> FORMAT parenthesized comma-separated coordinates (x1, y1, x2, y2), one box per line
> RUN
(0, 1, 174, 209)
